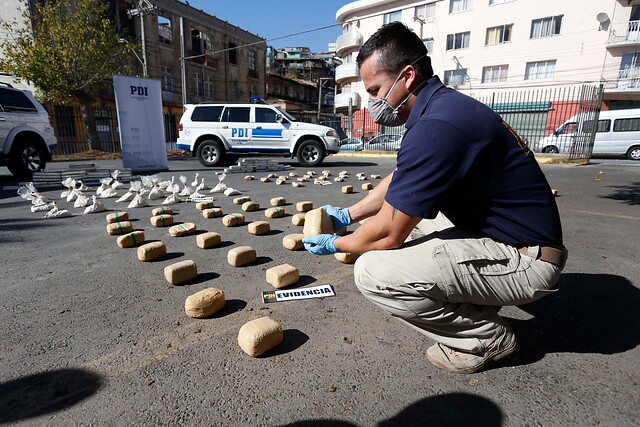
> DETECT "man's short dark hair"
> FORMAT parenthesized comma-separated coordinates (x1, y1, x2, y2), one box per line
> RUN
(356, 22, 433, 79)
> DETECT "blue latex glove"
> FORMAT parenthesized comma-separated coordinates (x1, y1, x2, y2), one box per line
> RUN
(321, 205, 351, 231)
(303, 234, 339, 255)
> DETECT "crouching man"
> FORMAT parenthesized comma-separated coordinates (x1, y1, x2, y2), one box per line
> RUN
(303, 22, 567, 374)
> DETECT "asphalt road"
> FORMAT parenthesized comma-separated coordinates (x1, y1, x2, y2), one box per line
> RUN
(0, 155, 638, 426)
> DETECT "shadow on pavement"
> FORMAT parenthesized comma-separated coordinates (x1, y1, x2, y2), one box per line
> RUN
(602, 181, 640, 205)
(0, 368, 103, 424)
(280, 393, 502, 427)
(509, 273, 640, 367)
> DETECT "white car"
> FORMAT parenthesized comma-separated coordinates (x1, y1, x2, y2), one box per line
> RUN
(177, 101, 340, 167)
(0, 83, 57, 177)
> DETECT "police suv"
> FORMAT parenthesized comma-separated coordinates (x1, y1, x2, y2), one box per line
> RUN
(177, 100, 340, 167)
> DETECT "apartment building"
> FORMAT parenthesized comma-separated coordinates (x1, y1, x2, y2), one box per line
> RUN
(334, 0, 639, 113)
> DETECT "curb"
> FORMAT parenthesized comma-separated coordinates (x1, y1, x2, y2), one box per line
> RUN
(333, 151, 583, 165)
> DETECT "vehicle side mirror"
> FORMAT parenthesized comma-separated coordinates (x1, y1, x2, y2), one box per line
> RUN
(553, 130, 559, 136)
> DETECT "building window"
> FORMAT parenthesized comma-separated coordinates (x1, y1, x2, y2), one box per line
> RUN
(446, 32, 470, 50)
(383, 10, 402, 24)
(530, 15, 563, 39)
(423, 38, 434, 54)
(444, 68, 468, 85)
(158, 16, 172, 45)
(194, 73, 204, 96)
(229, 42, 237, 65)
(525, 60, 556, 80)
(489, 0, 511, 4)
(205, 76, 215, 99)
(618, 52, 640, 89)
(248, 50, 258, 79)
(482, 65, 508, 82)
(415, 3, 436, 20)
(449, 0, 472, 13)
(162, 66, 173, 91)
(485, 24, 512, 45)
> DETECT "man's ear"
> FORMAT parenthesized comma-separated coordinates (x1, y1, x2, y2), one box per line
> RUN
(403, 65, 419, 91)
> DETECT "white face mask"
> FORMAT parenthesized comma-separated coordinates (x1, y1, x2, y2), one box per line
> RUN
(367, 56, 427, 126)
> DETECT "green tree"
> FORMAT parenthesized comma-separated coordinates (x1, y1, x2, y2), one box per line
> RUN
(0, 0, 137, 150)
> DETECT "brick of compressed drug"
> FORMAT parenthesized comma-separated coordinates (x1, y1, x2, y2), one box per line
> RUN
(266, 264, 299, 289)
(116, 230, 145, 248)
(282, 233, 304, 251)
(342, 185, 353, 194)
(164, 259, 197, 285)
(264, 207, 285, 218)
(296, 201, 313, 212)
(248, 221, 270, 235)
(150, 214, 174, 227)
(137, 241, 166, 261)
(107, 221, 133, 235)
(242, 201, 260, 212)
(361, 183, 374, 191)
(227, 246, 256, 267)
(106, 211, 129, 224)
(196, 232, 221, 249)
(335, 252, 359, 264)
(196, 201, 214, 210)
(233, 196, 251, 205)
(202, 207, 223, 219)
(185, 287, 225, 318)
(151, 207, 173, 216)
(222, 213, 245, 227)
(291, 213, 305, 226)
(270, 197, 286, 206)
(238, 317, 283, 357)
(169, 222, 197, 237)
(303, 208, 334, 237)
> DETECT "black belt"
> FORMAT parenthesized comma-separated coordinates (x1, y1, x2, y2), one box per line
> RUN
(518, 246, 567, 268)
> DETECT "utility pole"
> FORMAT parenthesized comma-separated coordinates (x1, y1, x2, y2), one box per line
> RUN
(317, 77, 332, 123)
(180, 16, 187, 108)
(127, 0, 157, 78)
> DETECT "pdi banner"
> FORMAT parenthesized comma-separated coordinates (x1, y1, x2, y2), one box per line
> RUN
(113, 75, 169, 172)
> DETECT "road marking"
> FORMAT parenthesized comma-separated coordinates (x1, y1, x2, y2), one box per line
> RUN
(84, 264, 356, 378)
(569, 210, 640, 221)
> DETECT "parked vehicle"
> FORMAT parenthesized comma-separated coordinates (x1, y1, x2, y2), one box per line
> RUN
(366, 134, 402, 151)
(177, 99, 340, 167)
(338, 137, 363, 152)
(534, 108, 640, 160)
(0, 83, 57, 177)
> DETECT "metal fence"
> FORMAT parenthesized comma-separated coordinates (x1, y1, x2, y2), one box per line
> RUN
(338, 84, 603, 158)
(46, 103, 182, 155)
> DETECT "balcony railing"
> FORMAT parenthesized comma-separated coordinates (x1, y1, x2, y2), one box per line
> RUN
(335, 62, 359, 84)
(335, 92, 361, 110)
(336, 31, 363, 55)
(607, 20, 640, 47)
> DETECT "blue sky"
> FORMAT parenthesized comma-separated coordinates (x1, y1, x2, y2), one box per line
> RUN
(183, 0, 348, 53)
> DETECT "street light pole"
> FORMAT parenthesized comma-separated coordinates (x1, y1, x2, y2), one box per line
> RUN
(127, 0, 156, 78)
(317, 77, 332, 123)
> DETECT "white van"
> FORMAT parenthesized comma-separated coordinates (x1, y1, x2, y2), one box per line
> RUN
(534, 109, 640, 160)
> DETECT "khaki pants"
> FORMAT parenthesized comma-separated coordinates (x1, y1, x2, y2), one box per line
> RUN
(353, 216, 563, 354)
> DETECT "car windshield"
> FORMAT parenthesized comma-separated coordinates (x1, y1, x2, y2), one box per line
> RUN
(275, 107, 297, 122)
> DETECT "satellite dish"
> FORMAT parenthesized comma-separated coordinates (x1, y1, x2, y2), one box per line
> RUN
(596, 12, 610, 23)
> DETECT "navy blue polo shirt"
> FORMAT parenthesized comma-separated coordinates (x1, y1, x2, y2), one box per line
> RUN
(386, 75, 563, 247)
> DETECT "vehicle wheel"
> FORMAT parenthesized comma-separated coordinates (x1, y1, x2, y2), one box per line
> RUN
(543, 146, 559, 154)
(8, 141, 47, 178)
(626, 145, 640, 160)
(296, 140, 325, 167)
(196, 140, 225, 167)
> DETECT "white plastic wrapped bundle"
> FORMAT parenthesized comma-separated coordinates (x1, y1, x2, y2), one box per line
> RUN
(195, 177, 209, 191)
(18, 182, 50, 205)
(84, 195, 107, 214)
(159, 176, 174, 190)
(179, 175, 193, 196)
(223, 187, 240, 196)
(61, 177, 76, 199)
(127, 181, 148, 208)
(75, 179, 90, 192)
(147, 175, 165, 200)
(44, 202, 72, 219)
(97, 177, 118, 198)
(209, 173, 227, 193)
(110, 170, 124, 189)
(191, 172, 200, 188)
(116, 189, 135, 203)
(162, 189, 180, 205)
(73, 191, 91, 208)
(31, 202, 55, 212)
